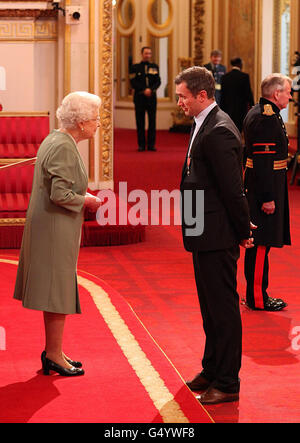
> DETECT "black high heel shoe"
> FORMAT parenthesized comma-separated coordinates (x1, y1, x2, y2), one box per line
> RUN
(41, 351, 82, 368)
(41, 352, 84, 377)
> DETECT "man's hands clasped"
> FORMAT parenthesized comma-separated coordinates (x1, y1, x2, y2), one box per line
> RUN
(240, 222, 257, 249)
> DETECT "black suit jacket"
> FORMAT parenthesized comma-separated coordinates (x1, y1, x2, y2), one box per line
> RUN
(180, 106, 250, 252)
(220, 69, 254, 132)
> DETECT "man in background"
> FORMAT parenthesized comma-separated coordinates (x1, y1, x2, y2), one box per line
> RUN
(129, 47, 161, 152)
(204, 50, 226, 105)
(220, 57, 254, 132)
(243, 73, 292, 311)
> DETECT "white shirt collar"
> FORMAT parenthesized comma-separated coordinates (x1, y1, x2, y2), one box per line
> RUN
(194, 101, 218, 127)
(188, 102, 218, 156)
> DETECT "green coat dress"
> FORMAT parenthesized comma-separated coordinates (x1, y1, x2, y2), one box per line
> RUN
(13, 130, 88, 314)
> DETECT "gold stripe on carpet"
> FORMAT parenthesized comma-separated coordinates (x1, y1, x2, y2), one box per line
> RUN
(77, 275, 190, 423)
(0, 257, 191, 423)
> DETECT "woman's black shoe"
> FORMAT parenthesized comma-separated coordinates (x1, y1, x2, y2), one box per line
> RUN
(41, 352, 84, 376)
(65, 357, 82, 368)
(41, 351, 82, 368)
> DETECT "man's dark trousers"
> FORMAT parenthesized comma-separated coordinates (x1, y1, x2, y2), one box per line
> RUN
(134, 95, 157, 149)
(192, 245, 242, 393)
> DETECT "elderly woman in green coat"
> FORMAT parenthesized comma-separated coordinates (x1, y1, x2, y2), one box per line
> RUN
(14, 91, 102, 376)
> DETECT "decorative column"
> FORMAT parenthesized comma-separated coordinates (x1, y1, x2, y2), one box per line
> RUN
(98, 0, 114, 190)
(193, 0, 205, 66)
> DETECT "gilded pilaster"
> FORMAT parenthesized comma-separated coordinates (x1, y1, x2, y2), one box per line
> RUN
(98, 0, 113, 187)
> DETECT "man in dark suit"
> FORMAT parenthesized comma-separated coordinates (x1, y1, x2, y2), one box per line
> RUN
(175, 66, 254, 405)
(204, 50, 226, 105)
(220, 57, 254, 132)
(129, 47, 161, 151)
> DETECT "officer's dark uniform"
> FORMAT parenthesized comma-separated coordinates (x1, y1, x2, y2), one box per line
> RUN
(129, 61, 161, 151)
(243, 97, 291, 310)
(204, 62, 226, 105)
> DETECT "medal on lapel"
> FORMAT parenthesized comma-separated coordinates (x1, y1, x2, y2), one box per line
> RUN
(187, 157, 191, 176)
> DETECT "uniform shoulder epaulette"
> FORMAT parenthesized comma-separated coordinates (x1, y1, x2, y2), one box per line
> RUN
(262, 104, 275, 116)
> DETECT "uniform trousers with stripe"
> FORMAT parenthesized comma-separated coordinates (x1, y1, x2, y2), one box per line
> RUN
(244, 245, 271, 309)
(192, 246, 242, 393)
(134, 95, 157, 149)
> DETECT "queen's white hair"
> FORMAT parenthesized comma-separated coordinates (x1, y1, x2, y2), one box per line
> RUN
(56, 91, 101, 129)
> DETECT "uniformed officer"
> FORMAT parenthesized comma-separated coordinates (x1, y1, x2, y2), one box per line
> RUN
(129, 47, 161, 151)
(204, 50, 226, 106)
(243, 73, 292, 311)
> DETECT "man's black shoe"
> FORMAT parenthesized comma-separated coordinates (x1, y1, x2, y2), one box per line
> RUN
(264, 297, 287, 311)
(245, 297, 287, 311)
(138, 147, 145, 151)
(148, 147, 157, 151)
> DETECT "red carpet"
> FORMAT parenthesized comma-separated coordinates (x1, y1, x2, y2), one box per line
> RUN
(0, 258, 213, 423)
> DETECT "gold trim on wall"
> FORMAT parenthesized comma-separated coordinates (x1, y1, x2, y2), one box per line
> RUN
(254, 0, 262, 102)
(273, 0, 291, 73)
(116, 30, 135, 102)
(147, 29, 173, 101)
(212, 0, 262, 103)
(99, 0, 113, 183)
(117, 0, 135, 30)
(89, 0, 95, 182)
(0, 19, 57, 41)
(193, 0, 205, 66)
(64, 0, 71, 96)
(147, 0, 173, 30)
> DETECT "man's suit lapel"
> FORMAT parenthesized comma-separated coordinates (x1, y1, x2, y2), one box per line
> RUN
(182, 121, 196, 178)
(181, 105, 219, 180)
(189, 105, 219, 156)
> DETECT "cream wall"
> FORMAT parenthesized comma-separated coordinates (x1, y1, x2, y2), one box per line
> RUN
(0, 38, 57, 128)
(261, 0, 274, 81)
(0, 3, 57, 129)
(64, 0, 91, 178)
(0, 42, 36, 110)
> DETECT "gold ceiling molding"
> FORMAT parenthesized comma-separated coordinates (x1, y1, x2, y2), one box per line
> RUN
(0, 18, 57, 40)
(0, 9, 57, 18)
(193, 0, 205, 66)
(99, 0, 113, 183)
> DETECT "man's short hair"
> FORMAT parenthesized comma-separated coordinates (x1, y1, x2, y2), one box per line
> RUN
(211, 50, 222, 57)
(175, 66, 215, 99)
(261, 73, 292, 98)
(141, 46, 152, 54)
(231, 57, 242, 68)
